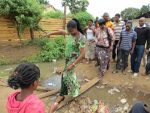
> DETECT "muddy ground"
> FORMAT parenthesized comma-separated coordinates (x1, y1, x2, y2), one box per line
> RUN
(0, 42, 150, 113)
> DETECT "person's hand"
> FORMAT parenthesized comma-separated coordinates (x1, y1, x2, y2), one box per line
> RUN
(55, 69, 63, 75)
(145, 49, 149, 54)
(67, 64, 75, 72)
(117, 44, 120, 49)
(130, 49, 134, 55)
(109, 46, 113, 52)
(144, 104, 150, 113)
(44, 33, 51, 38)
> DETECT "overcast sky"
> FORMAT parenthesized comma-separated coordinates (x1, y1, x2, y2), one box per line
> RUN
(48, 0, 150, 17)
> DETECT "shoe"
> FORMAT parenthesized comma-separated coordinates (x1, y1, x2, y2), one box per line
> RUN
(133, 73, 138, 77)
(112, 70, 118, 74)
(95, 63, 100, 67)
(127, 70, 133, 73)
(122, 71, 126, 75)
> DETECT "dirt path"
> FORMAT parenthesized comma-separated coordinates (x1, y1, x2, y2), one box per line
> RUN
(0, 42, 40, 64)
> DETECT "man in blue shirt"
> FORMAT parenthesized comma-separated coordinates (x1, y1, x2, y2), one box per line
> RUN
(113, 21, 137, 74)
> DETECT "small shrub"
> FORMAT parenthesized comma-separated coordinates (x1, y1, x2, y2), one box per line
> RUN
(39, 36, 65, 62)
(43, 10, 64, 19)
(23, 36, 66, 62)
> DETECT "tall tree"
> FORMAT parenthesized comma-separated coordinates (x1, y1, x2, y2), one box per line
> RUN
(121, 8, 141, 20)
(140, 4, 150, 15)
(62, 0, 89, 14)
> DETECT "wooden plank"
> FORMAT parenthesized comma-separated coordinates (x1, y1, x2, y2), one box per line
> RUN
(58, 77, 100, 109)
(38, 89, 60, 99)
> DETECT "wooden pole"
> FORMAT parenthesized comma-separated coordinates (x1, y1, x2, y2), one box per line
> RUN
(63, 3, 67, 30)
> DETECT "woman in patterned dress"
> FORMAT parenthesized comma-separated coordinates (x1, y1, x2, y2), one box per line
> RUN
(46, 19, 86, 113)
(95, 19, 115, 77)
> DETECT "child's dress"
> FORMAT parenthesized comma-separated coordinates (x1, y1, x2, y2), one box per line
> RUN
(7, 91, 45, 113)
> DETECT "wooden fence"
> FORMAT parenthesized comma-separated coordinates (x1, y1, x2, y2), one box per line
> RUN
(0, 18, 69, 42)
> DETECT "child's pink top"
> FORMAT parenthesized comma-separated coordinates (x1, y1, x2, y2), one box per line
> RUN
(7, 91, 45, 113)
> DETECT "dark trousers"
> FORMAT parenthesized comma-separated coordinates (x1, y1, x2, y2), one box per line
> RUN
(146, 51, 150, 74)
(116, 49, 130, 71)
(131, 45, 145, 73)
(112, 40, 119, 60)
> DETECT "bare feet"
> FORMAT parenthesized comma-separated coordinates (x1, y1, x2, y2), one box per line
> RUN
(48, 102, 59, 113)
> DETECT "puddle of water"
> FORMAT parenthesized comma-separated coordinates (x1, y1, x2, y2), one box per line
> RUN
(41, 74, 61, 89)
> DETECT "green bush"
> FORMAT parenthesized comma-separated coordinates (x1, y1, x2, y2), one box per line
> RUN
(23, 36, 66, 62)
(39, 37, 65, 61)
(43, 10, 64, 19)
(73, 11, 94, 29)
(23, 37, 50, 47)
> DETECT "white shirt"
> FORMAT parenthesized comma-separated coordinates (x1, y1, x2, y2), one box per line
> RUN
(86, 28, 94, 40)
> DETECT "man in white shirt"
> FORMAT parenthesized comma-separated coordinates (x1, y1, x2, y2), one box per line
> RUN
(112, 14, 125, 62)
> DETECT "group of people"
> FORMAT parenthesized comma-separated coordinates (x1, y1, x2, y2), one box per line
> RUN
(85, 13, 150, 77)
(6, 12, 150, 113)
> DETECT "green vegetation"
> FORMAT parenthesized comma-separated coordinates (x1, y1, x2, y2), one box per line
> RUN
(0, 58, 10, 65)
(43, 10, 64, 19)
(23, 36, 66, 63)
(62, 0, 89, 14)
(72, 11, 94, 29)
(121, 4, 150, 20)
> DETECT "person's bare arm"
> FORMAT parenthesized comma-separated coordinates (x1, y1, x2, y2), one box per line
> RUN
(67, 48, 85, 71)
(130, 40, 136, 54)
(47, 30, 68, 37)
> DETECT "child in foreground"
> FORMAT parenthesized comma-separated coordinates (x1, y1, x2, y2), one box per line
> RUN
(6, 63, 45, 113)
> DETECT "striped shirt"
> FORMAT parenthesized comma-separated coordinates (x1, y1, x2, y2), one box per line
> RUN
(120, 29, 137, 50)
(113, 21, 125, 40)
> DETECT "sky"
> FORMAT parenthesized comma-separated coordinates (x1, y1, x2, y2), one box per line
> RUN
(48, 0, 150, 18)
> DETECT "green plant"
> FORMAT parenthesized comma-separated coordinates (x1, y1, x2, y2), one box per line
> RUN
(23, 36, 66, 62)
(73, 11, 93, 29)
(43, 10, 64, 19)
(39, 36, 65, 62)
(23, 37, 50, 47)
(0, 58, 10, 65)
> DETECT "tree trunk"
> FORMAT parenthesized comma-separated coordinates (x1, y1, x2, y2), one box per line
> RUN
(30, 28, 34, 40)
(16, 22, 23, 44)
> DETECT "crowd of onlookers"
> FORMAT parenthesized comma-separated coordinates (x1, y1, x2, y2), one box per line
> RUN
(84, 12, 150, 77)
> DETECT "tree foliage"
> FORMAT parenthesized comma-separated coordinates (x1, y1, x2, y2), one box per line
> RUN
(72, 11, 93, 29)
(62, 0, 89, 14)
(140, 4, 150, 15)
(121, 8, 141, 20)
(0, 0, 43, 40)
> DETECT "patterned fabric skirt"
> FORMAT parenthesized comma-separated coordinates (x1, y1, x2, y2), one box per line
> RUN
(85, 41, 96, 59)
(60, 57, 80, 97)
(95, 46, 110, 73)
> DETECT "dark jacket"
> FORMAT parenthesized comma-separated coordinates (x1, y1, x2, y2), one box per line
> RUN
(134, 26, 150, 49)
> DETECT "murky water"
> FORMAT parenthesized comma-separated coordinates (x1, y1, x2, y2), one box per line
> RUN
(0, 61, 150, 113)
